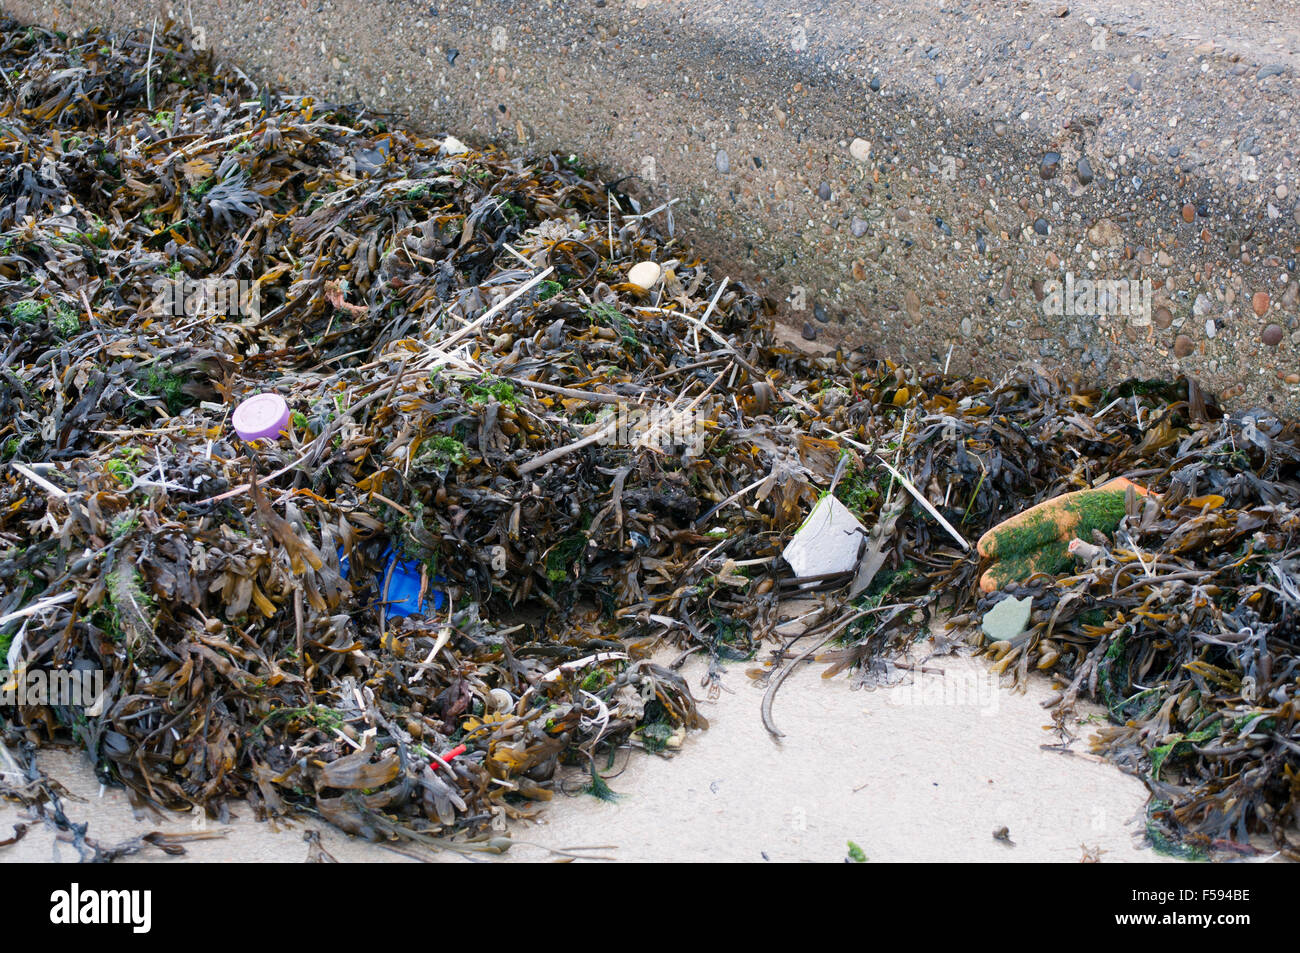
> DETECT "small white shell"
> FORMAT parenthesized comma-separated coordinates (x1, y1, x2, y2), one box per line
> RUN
(627, 261, 662, 290)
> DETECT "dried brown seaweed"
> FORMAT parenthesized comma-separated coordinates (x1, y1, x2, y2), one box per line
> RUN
(0, 21, 1298, 859)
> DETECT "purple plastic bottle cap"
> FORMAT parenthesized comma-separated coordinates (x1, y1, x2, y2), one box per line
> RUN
(232, 393, 291, 442)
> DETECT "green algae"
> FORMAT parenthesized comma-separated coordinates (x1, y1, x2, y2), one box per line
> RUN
(988, 488, 1127, 560)
(981, 539, 1072, 590)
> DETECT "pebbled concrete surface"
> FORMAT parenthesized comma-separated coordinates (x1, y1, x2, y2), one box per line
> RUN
(5, 0, 1300, 409)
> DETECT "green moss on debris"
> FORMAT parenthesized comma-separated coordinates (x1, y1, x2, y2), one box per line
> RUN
(990, 488, 1127, 559)
(1063, 490, 1127, 539)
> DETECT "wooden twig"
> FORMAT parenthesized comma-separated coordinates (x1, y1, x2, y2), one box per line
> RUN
(418, 267, 554, 368)
(145, 17, 158, 111)
(517, 421, 616, 475)
(508, 379, 634, 406)
(0, 590, 76, 628)
(11, 462, 68, 498)
(874, 455, 971, 551)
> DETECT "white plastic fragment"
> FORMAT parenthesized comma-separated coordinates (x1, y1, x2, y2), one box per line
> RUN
(440, 134, 470, 156)
(782, 494, 867, 581)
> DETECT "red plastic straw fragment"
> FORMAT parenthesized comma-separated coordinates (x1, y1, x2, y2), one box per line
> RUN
(431, 743, 467, 772)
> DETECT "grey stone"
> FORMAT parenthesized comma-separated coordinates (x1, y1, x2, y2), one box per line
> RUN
(981, 595, 1032, 644)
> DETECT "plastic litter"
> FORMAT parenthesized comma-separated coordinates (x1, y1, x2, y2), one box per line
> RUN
(380, 549, 447, 617)
(232, 393, 292, 443)
(782, 494, 867, 582)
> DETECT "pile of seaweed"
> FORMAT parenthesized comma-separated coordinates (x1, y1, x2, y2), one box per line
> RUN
(0, 22, 1297, 859)
(904, 378, 1300, 858)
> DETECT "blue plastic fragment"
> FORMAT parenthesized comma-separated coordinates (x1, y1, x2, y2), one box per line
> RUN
(380, 547, 446, 617)
(334, 545, 446, 617)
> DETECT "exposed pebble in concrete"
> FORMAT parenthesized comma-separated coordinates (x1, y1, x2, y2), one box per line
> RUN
(905, 289, 922, 321)
(715, 149, 729, 174)
(1262, 324, 1285, 346)
(1087, 219, 1121, 247)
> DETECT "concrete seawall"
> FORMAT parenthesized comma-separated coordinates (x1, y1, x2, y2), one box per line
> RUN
(7, 0, 1300, 409)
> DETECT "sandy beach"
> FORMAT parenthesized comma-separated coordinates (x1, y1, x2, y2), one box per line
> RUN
(1, 644, 1173, 863)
